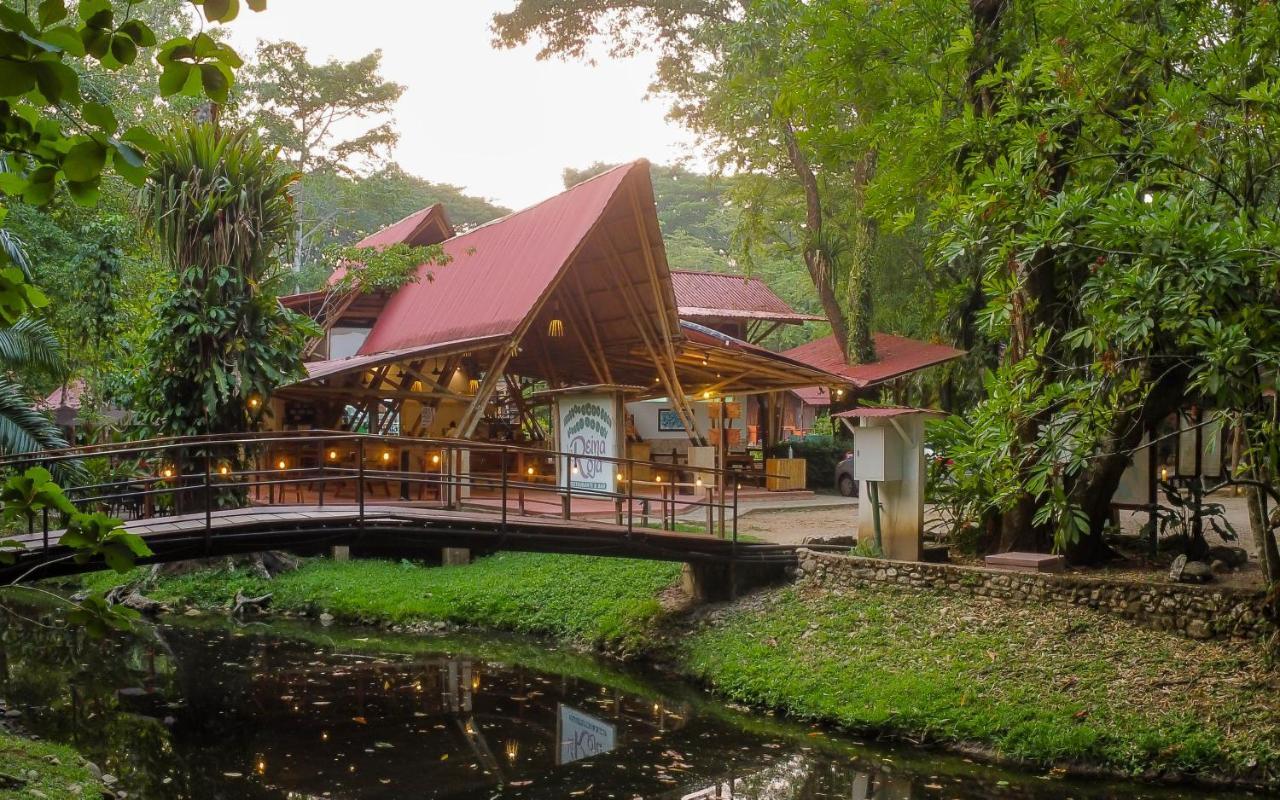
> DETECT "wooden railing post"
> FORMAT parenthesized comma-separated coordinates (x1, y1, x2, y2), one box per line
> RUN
(317, 440, 326, 508)
(563, 453, 573, 521)
(357, 437, 366, 534)
(625, 467, 634, 537)
(203, 453, 212, 555)
(500, 445, 508, 533)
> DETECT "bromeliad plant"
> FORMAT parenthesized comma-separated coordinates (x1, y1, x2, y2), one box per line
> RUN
(135, 124, 318, 438)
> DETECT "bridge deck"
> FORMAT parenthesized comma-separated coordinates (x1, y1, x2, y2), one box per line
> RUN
(3, 502, 803, 582)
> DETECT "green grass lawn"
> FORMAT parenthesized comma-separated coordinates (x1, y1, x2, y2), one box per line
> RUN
(680, 583, 1280, 783)
(0, 731, 99, 799)
(85, 553, 683, 653)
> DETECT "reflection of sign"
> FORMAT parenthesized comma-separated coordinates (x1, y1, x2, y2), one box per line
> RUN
(556, 703, 616, 765)
(558, 393, 617, 494)
(657, 408, 685, 432)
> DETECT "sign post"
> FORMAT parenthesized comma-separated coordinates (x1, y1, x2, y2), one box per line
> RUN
(556, 389, 625, 497)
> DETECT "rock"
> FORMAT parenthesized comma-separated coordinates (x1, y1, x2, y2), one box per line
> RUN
(802, 535, 857, 547)
(1205, 545, 1248, 567)
(1168, 554, 1187, 582)
(183, 608, 202, 617)
(1180, 560, 1214, 584)
(318, 612, 335, 626)
(85, 762, 103, 780)
(1210, 559, 1231, 575)
(1187, 619, 1213, 639)
(119, 592, 168, 617)
(4, 709, 21, 718)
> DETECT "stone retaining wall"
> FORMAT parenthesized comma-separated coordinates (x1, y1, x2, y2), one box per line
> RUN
(793, 549, 1274, 640)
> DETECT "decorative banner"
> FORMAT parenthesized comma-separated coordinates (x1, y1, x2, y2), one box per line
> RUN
(555, 703, 617, 765)
(558, 393, 618, 494)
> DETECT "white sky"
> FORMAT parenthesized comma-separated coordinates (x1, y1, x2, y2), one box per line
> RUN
(223, 0, 700, 210)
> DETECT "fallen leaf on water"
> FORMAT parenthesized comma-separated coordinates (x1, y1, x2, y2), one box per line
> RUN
(352, 716, 368, 724)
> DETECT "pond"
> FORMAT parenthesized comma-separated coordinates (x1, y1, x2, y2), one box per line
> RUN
(0, 607, 1254, 799)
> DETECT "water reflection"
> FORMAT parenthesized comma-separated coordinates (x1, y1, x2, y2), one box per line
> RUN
(0, 609, 1251, 800)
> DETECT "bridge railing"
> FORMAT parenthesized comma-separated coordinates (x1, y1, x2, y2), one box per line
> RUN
(1, 431, 755, 554)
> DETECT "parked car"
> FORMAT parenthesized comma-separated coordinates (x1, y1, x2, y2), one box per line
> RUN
(835, 451, 858, 497)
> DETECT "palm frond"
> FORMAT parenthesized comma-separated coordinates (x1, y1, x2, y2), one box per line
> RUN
(0, 317, 65, 373)
(0, 229, 33, 279)
(0, 377, 85, 484)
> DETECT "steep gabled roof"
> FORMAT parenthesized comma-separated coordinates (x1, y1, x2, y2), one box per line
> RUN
(355, 203, 455, 249)
(671, 270, 822, 324)
(781, 334, 965, 389)
(358, 161, 655, 355)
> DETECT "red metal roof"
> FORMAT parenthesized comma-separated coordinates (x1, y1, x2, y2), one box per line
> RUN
(790, 386, 832, 406)
(355, 203, 454, 250)
(671, 270, 822, 324)
(833, 406, 947, 419)
(781, 334, 965, 388)
(358, 162, 643, 355)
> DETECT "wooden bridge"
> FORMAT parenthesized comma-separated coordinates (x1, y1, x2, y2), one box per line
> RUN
(0, 432, 818, 587)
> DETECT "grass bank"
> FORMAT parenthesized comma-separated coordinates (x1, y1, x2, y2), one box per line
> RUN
(84, 553, 683, 653)
(0, 731, 100, 799)
(682, 583, 1280, 786)
(81, 554, 1280, 787)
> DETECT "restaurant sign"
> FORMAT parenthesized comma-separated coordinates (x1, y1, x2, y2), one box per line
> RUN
(556, 703, 617, 765)
(558, 392, 618, 495)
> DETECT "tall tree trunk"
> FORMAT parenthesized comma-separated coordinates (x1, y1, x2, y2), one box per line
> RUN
(1065, 367, 1186, 563)
(783, 121, 853, 363)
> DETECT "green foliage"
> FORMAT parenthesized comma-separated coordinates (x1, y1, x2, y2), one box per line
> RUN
(134, 123, 317, 436)
(243, 39, 404, 174)
(0, 465, 74, 521)
(63, 589, 139, 636)
(59, 510, 150, 572)
(287, 165, 507, 290)
(329, 241, 448, 295)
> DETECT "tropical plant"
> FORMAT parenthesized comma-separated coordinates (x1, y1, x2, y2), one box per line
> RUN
(135, 123, 317, 438)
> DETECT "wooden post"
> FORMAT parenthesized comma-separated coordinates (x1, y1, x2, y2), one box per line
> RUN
(718, 397, 727, 538)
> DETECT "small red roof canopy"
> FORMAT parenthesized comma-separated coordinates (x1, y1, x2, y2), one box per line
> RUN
(39, 380, 86, 412)
(671, 270, 822, 324)
(790, 386, 832, 406)
(782, 334, 965, 389)
(833, 406, 947, 419)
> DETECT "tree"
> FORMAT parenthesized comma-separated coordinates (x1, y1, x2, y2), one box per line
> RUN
(495, 1, 892, 364)
(241, 40, 405, 270)
(0, 0, 261, 618)
(244, 40, 404, 175)
(135, 123, 316, 438)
